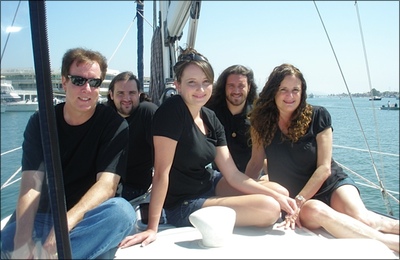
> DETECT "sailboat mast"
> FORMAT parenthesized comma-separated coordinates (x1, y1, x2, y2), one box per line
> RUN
(137, 0, 144, 90)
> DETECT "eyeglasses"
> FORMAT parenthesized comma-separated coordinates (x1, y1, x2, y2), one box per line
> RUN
(67, 75, 102, 88)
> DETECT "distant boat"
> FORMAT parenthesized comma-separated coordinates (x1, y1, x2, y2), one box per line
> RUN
(5, 100, 39, 112)
(380, 105, 399, 111)
(369, 96, 382, 101)
(1, 79, 39, 112)
(1, 80, 21, 102)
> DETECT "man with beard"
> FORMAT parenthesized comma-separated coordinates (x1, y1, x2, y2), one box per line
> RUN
(206, 65, 272, 196)
(107, 71, 158, 201)
(205, 65, 258, 173)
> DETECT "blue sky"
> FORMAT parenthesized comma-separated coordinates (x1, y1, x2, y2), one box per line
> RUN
(1, 1, 398, 95)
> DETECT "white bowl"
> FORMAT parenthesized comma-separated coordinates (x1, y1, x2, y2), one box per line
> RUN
(189, 206, 236, 247)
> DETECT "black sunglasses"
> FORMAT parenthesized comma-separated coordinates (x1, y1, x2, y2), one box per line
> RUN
(67, 75, 102, 88)
(177, 53, 208, 62)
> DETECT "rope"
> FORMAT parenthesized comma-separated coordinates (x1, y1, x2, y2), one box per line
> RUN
(0, 1, 21, 64)
(1, 167, 21, 190)
(333, 145, 399, 158)
(1, 146, 21, 156)
(313, 1, 394, 216)
(337, 162, 399, 204)
(108, 7, 154, 66)
(353, 1, 393, 216)
(108, 17, 137, 64)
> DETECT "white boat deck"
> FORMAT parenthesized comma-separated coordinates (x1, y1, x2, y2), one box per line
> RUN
(115, 221, 399, 259)
(2, 187, 398, 259)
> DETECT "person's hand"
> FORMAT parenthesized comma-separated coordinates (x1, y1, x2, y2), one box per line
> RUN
(118, 229, 157, 248)
(40, 227, 58, 259)
(275, 194, 297, 217)
(277, 207, 302, 230)
(11, 239, 35, 259)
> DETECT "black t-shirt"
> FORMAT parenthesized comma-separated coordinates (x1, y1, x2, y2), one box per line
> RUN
(22, 103, 129, 211)
(152, 95, 226, 209)
(208, 102, 252, 172)
(265, 105, 348, 198)
(123, 101, 158, 190)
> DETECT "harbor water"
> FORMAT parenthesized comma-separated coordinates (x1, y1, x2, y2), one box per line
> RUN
(1, 96, 399, 221)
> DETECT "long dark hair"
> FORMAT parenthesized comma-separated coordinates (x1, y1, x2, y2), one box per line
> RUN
(205, 64, 258, 109)
(250, 63, 312, 146)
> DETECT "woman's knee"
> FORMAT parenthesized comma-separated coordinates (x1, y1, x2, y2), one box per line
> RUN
(301, 200, 332, 221)
(255, 195, 281, 226)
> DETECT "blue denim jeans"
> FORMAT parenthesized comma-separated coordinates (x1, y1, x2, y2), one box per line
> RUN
(1, 197, 136, 259)
(165, 170, 223, 227)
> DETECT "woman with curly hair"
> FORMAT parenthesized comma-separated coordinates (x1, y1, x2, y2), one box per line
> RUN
(246, 63, 399, 253)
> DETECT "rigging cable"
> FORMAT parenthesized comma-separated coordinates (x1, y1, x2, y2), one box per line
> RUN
(337, 162, 399, 203)
(354, 1, 393, 216)
(312, 1, 394, 216)
(0, 0, 21, 64)
(108, 16, 136, 64)
(108, 6, 153, 65)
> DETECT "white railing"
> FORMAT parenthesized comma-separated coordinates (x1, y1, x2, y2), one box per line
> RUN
(1, 145, 399, 216)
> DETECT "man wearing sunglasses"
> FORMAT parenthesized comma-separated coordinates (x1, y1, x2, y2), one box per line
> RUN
(1, 47, 135, 259)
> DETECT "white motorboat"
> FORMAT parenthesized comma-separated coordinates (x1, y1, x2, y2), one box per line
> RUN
(4, 100, 38, 112)
(1, 79, 38, 112)
(1, 80, 21, 102)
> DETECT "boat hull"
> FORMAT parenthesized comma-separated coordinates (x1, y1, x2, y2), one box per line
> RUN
(5, 101, 39, 112)
(369, 96, 382, 100)
(380, 106, 399, 110)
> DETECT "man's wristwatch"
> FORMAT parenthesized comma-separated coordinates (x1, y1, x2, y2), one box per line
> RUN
(295, 194, 306, 207)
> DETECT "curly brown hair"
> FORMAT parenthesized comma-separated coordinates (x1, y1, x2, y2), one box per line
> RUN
(249, 63, 312, 147)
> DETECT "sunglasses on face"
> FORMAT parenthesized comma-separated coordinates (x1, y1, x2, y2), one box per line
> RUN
(67, 75, 102, 88)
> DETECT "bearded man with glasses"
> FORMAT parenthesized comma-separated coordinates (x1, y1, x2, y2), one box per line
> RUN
(1, 47, 136, 259)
